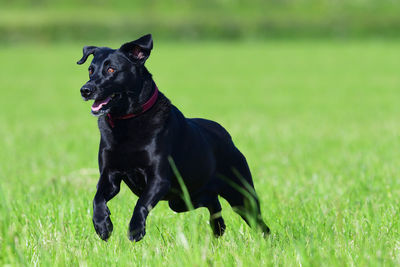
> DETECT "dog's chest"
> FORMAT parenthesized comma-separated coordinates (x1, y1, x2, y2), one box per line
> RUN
(102, 144, 152, 170)
(102, 146, 152, 196)
(123, 168, 148, 197)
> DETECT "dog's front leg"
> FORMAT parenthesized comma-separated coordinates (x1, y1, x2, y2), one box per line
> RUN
(93, 172, 121, 241)
(128, 178, 170, 242)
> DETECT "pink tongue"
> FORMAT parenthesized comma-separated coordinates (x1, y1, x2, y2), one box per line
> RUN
(91, 96, 112, 112)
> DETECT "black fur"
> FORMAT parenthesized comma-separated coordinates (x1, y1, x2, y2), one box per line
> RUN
(77, 34, 270, 242)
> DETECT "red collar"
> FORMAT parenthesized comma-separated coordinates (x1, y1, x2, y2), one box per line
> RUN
(106, 85, 159, 128)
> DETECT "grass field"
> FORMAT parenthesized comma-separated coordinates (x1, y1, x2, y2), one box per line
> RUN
(1, 40, 400, 266)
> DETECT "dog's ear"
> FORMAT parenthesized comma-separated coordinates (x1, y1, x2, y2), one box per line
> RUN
(77, 46, 98, 65)
(119, 34, 153, 64)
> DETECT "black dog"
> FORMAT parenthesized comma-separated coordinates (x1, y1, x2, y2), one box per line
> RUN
(77, 34, 270, 242)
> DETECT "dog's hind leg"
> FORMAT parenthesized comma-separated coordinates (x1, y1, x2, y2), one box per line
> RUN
(208, 197, 226, 237)
(219, 182, 270, 235)
(169, 193, 226, 237)
(217, 150, 270, 235)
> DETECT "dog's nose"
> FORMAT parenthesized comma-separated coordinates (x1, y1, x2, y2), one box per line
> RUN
(80, 86, 94, 98)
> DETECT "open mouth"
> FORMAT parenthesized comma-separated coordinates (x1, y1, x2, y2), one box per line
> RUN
(91, 93, 118, 115)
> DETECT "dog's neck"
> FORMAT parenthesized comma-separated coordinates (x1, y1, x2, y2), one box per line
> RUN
(136, 77, 155, 108)
(106, 84, 159, 128)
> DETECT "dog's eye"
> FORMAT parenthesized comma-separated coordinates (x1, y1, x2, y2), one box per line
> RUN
(89, 68, 94, 75)
(107, 67, 115, 74)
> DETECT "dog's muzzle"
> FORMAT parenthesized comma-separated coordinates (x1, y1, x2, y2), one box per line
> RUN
(80, 85, 95, 99)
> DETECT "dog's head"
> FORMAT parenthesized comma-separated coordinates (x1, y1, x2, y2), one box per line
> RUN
(77, 34, 153, 116)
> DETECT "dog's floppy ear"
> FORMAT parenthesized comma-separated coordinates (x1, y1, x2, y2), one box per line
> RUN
(77, 46, 98, 65)
(119, 34, 153, 64)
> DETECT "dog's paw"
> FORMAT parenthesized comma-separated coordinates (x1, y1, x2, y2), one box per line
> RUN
(93, 216, 113, 241)
(210, 217, 226, 237)
(128, 226, 146, 242)
(257, 219, 271, 236)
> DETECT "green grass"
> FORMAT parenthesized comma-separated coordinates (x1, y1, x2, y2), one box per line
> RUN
(1, 39, 400, 266)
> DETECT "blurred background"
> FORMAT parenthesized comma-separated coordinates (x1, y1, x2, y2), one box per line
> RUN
(1, 1, 400, 265)
(1, 0, 400, 43)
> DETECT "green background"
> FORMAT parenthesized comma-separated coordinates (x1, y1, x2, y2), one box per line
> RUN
(1, 1, 400, 266)
(1, 0, 400, 42)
